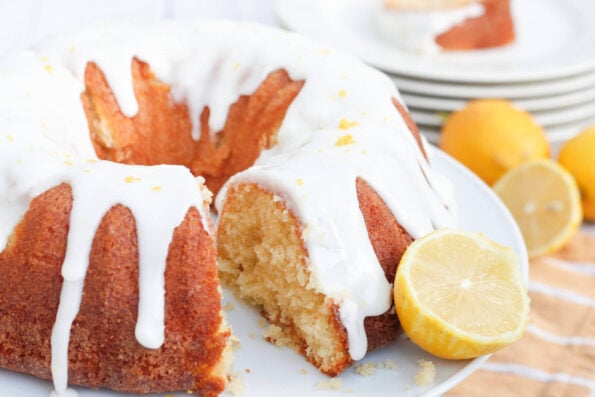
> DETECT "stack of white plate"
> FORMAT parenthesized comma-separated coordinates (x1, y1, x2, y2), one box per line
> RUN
(276, 0, 595, 148)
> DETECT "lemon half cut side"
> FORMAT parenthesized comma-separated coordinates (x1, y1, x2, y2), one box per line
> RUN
(394, 229, 530, 360)
(493, 159, 582, 258)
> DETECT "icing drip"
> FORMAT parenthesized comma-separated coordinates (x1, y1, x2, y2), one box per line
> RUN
(0, 18, 456, 393)
(52, 162, 205, 394)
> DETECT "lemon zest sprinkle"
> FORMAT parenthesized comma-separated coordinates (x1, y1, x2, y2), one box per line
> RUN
(335, 134, 356, 147)
(338, 118, 359, 130)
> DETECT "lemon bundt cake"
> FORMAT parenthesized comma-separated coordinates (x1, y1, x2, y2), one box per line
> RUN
(377, 0, 515, 53)
(0, 20, 455, 395)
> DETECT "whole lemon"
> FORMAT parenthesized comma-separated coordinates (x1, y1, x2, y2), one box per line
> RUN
(558, 126, 595, 221)
(440, 99, 550, 185)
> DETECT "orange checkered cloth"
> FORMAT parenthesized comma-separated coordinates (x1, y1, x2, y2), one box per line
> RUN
(447, 230, 595, 396)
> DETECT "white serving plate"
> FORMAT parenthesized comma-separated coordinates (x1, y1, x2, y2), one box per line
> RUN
(391, 71, 595, 99)
(0, 148, 528, 397)
(276, 0, 595, 83)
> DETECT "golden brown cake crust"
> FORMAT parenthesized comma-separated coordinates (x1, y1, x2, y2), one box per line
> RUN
(0, 187, 229, 394)
(357, 178, 412, 352)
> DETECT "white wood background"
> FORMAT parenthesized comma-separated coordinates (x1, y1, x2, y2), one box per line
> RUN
(0, 0, 279, 55)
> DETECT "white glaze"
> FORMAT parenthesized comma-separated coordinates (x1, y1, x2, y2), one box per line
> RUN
(0, 19, 456, 393)
(375, 1, 485, 53)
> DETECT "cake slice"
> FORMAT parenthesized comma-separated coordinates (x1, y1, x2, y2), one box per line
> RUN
(377, 0, 515, 53)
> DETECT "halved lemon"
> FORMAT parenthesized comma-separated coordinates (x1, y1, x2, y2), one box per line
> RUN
(493, 159, 582, 258)
(394, 229, 529, 360)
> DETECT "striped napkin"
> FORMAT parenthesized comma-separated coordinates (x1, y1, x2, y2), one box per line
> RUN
(446, 230, 595, 396)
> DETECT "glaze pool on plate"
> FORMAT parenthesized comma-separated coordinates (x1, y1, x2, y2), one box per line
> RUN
(0, 147, 527, 397)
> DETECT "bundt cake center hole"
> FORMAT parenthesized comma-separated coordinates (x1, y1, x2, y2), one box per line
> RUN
(82, 59, 304, 197)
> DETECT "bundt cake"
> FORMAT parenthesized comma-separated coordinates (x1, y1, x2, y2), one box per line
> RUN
(376, 0, 515, 53)
(0, 19, 456, 395)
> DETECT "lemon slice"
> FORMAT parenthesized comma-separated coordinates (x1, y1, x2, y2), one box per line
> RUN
(493, 159, 582, 258)
(394, 229, 529, 360)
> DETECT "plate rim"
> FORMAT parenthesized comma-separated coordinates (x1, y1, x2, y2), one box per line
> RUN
(410, 100, 595, 128)
(401, 85, 595, 113)
(391, 71, 595, 99)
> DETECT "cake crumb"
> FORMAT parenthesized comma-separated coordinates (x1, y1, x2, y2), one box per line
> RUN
(299, 368, 308, 375)
(229, 334, 241, 350)
(226, 372, 245, 396)
(315, 377, 342, 391)
(196, 176, 213, 205)
(248, 332, 258, 340)
(223, 302, 235, 311)
(257, 318, 267, 328)
(414, 359, 436, 386)
(300, 224, 313, 241)
(355, 362, 375, 376)
(378, 358, 398, 371)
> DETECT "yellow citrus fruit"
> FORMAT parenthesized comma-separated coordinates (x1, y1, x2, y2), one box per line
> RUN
(493, 159, 582, 258)
(440, 99, 550, 185)
(558, 126, 595, 222)
(394, 229, 529, 360)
